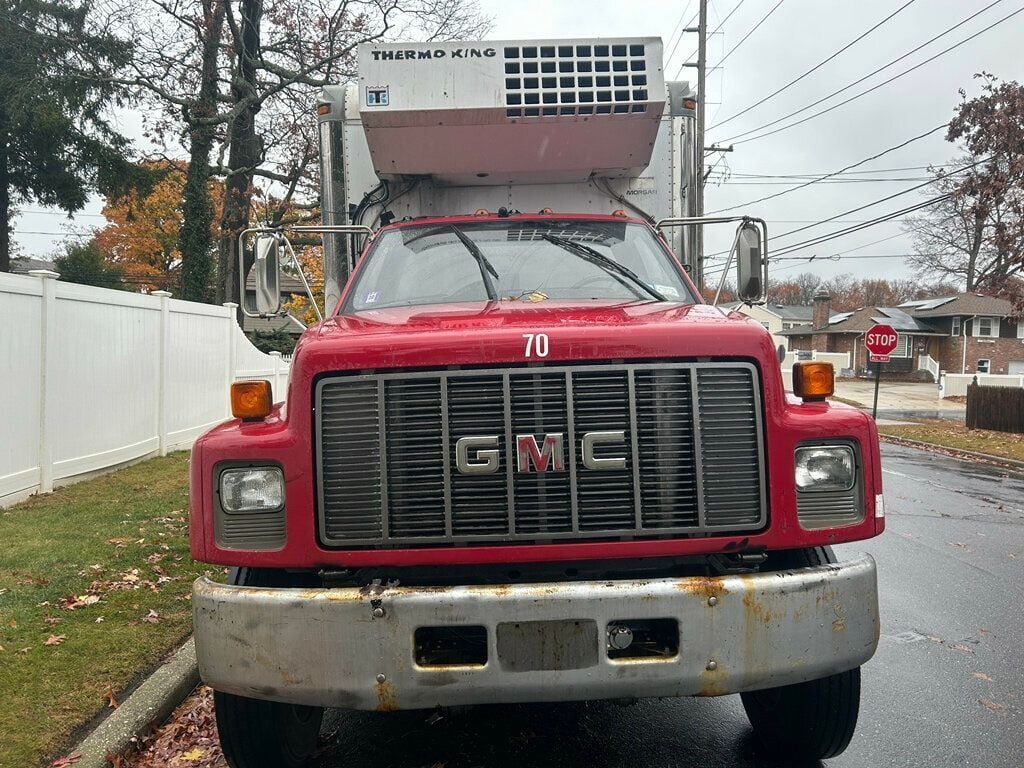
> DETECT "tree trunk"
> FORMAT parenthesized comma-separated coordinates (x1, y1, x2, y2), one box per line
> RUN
(178, 0, 225, 302)
(966, 208, 986, 291)
(217, 0, 263, 317)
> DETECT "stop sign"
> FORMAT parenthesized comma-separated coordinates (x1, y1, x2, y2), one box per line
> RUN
(865, 324, 899, 361)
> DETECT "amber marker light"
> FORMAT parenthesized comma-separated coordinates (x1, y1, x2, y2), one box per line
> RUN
(792, 362, 834, 401)
(316, 103, 331, 115)
(231, 380, 273, 420)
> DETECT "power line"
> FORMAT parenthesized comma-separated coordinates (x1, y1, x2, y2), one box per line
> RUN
(714, 0, 786, 69)
(716, 1, 1004, 144)
(710, 177, 933, 185)
(708, 0, 920, 130)
(718, 164, 955, 178)
(663, 1, 697, 74)
(725, 4, 1024, 146)
(706, 124, 947, 215)
(677, 0, 749, 78)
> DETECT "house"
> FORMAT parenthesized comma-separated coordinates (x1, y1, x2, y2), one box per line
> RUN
(898, 293, 1024, 376)
(723, 303, 813, 350)
(10, 257, 55, 274)
(782, 291, 1024, 379)
(242, 271, 311, 337)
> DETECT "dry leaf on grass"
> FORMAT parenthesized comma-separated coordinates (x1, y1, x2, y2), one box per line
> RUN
(50, 753, 82, 766)
(142, 610, 160, 624)
(44, 634, 67, 646)
(105, 684, 120, 709)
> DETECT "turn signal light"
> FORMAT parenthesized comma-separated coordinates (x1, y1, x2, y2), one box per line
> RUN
(231, 380, 273, 420)
(474, 208, 490, 216)
(793, 362, 834, 401)
(316, 103, 330, 115)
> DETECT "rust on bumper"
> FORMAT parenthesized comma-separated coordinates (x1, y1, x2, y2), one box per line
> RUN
(192, 554, 879, 710)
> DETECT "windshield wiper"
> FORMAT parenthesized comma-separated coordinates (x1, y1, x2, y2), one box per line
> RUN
(540, 233, 666, 302)
(448, 224, 499, 301)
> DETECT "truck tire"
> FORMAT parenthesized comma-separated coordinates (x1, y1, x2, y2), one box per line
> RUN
(214, 568, 324, 768)
(740, 547, 861, 761)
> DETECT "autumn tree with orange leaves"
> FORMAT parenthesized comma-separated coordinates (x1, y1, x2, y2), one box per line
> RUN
(94, 162, 221, 293)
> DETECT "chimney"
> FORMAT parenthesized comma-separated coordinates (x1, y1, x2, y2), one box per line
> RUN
(812, 290, 832, 352)
(812, 290, 832, 330)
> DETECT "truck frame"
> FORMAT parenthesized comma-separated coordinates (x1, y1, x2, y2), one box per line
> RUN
(191, 37, 883, 768)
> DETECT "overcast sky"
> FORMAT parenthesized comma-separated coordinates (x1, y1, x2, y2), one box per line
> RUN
(18, 0, 1024, 285)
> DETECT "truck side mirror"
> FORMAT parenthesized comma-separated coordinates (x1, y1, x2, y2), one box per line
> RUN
(733, 222, 765, 303)
(254, 234, 282, 316)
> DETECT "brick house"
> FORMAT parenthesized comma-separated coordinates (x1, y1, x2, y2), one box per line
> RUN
(782, 291, 1024, 380)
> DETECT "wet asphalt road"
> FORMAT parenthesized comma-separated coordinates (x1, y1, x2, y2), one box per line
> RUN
(311, 444, 1024, 768)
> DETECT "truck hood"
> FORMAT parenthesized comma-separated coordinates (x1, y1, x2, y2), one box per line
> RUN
(294, 300, 780, 371)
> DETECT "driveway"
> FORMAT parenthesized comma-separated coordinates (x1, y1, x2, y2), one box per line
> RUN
(832, 379, 964, 418)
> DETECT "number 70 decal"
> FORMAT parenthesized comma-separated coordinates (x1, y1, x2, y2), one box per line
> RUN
(522, 333, 549, 358)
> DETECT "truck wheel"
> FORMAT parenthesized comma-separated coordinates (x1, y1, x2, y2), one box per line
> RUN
(740, 547, 861, 760)
(214, 568, 324, 768)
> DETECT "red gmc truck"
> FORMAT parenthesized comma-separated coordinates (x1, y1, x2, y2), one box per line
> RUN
(190, 37, 883, 768)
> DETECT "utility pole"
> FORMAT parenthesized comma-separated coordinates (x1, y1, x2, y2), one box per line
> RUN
(695, 0, 708, 288)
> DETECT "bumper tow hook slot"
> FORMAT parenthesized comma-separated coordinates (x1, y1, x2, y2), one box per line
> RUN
(607, 625, 634, 651)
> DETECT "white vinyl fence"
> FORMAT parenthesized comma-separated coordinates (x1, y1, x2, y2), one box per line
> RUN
(939, 372, 1024, 399)
(1, 270, 290, 507)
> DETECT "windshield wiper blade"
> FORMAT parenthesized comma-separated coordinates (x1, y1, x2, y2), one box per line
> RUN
(448, 224, 499, 301)
(540, 233, 666, 302)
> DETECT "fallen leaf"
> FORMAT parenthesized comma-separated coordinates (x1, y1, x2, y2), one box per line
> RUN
(142, 610, 160, 624)
(0, 645, 5, 652)
(979, 698, 1006, 713)
(974, 672, 994, 682)
(45, 617, 61, 626)
(948, 643, 975, 654)
(95, 616, 105, 623)
(8, 619, 17, 629)
(49, 753, 81, 766)
(44, 634, 67, 646)
(104, 684, 119, 709)
(179, 747, 206, 761)
(18, 647, 30, 654)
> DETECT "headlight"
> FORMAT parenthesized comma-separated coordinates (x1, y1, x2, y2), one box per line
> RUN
(219, 467, 285, 512)
(794, 446, 855, 492)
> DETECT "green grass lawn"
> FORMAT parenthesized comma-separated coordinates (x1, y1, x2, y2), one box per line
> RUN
(878, 419, 1024, 463)
(0, 453, 216, 768)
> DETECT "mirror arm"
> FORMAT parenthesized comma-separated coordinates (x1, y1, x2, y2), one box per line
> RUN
(281, 236, 323, 323)
(713, 224, 746, 306)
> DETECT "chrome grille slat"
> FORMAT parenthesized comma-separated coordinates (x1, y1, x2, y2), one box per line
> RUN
(316, 363, 766, 547)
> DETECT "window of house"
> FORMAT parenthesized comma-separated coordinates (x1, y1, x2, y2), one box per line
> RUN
(977, 359, 991, 374)
(892, 334, 911, 358)
(1017, 319, 1024, 339)
(974, 317, 999, 338)
(760, 321, 771, 330)
(951, 317, 961, 336)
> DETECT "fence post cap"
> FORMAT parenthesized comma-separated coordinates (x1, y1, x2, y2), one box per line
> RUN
(269, 350, 282, 358)
(152, 290, 172, 297)
(222, 302, 239, 309)
(28, 269, 60, 279)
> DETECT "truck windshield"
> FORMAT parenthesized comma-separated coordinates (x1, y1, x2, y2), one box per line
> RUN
(343, 219, 696, 312)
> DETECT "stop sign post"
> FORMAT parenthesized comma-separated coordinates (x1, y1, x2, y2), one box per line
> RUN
(865, 324, 899, 419)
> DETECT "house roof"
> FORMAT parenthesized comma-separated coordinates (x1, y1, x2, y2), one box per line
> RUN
(10, 257, 55, 274)
(779, 305, 945, 337)
(898, 293, 1015, 318)
(244, 270, 310, 294)
(722, 302, 814, 322)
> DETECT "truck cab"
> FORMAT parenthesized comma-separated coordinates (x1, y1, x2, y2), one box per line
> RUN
(190, 38, 882, 768)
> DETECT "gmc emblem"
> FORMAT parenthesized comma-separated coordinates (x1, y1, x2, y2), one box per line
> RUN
(455, 432, 626, 474)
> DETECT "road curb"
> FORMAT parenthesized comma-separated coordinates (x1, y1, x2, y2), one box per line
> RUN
(878, 433, 1024, 474)
(70, 637, 199, 768)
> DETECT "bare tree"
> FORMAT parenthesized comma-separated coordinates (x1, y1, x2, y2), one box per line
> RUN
(903, 156, 1023, 291)
(113, 0, 490, 303)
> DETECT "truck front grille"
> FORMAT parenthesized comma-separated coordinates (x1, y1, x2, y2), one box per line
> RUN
(315, 363, 766, 547)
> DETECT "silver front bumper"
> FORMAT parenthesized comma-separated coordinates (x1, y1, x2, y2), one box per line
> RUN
(193, 555, 879, 710)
